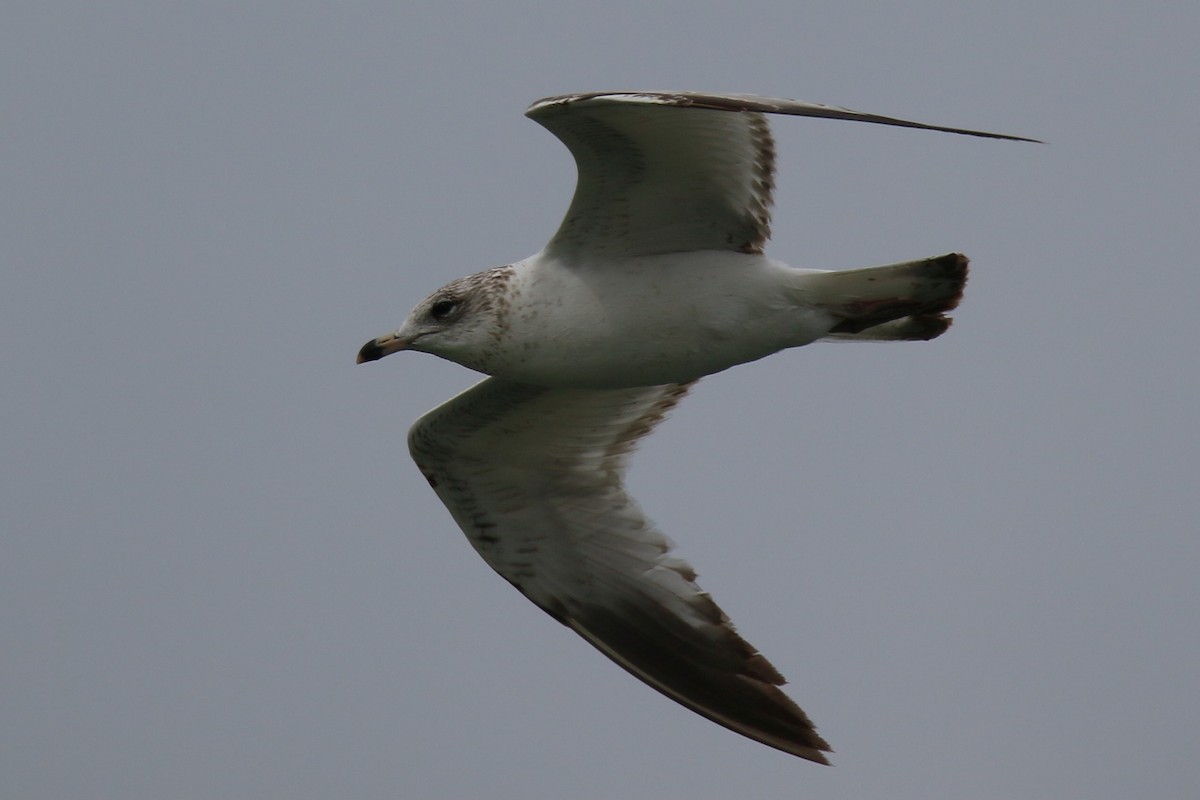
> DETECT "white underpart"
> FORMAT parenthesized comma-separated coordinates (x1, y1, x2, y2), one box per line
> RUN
(490, 251, 838, 388)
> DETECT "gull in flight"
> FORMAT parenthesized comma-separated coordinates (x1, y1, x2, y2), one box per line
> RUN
(358, 92, 1034, 762)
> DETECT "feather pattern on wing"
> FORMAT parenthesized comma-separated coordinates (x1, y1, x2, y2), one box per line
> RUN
(525, 91, 1037, 260)
(407, 377, 832, 763)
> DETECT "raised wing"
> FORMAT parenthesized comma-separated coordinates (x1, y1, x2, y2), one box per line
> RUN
(408, 377, 832, 763)
(526, 91, 1037, 260)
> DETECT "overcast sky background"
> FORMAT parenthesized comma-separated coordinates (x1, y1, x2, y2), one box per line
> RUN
(5, 3, 1198, 799)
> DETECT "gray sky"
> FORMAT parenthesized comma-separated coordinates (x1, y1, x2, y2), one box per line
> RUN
(5, 2, 1198, 798)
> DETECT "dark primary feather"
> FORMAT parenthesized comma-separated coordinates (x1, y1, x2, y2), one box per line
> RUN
(528, 91, 1040, 141)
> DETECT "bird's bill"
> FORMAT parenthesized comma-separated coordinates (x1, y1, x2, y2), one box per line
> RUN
(356, 331, 410, 363)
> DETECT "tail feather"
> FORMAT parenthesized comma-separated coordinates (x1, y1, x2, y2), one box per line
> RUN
(801, 252, 968, 341)
(825, 314, 952, 341)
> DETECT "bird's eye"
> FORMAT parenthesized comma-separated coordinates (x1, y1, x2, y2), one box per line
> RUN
(430, 298, 459, 321)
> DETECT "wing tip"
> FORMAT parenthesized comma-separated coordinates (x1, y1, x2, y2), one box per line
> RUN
(566, 601, 835, 763)
(525, 91, 1040, 143)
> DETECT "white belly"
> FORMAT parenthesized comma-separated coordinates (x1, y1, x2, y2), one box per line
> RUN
(489, 251, 836, 388)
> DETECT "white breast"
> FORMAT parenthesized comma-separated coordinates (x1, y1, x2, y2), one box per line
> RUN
(489, 251, 837, 388)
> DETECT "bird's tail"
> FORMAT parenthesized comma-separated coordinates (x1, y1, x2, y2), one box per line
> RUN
(800, 252, 969, 341)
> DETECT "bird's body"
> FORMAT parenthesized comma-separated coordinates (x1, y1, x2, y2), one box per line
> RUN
(357, 91, 1032, 762)
(442, 252, 833, 388)
(373, 248, 973, 389)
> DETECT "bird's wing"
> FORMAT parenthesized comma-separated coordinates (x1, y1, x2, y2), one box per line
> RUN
(526, 91, 1037, 260)
(407, 377, 832, 763)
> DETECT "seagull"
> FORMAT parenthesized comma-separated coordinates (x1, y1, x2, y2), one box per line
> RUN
(357, 92, 1034, 763)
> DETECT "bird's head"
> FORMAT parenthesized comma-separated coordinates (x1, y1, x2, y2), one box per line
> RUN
(356, 267, 513, 371)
